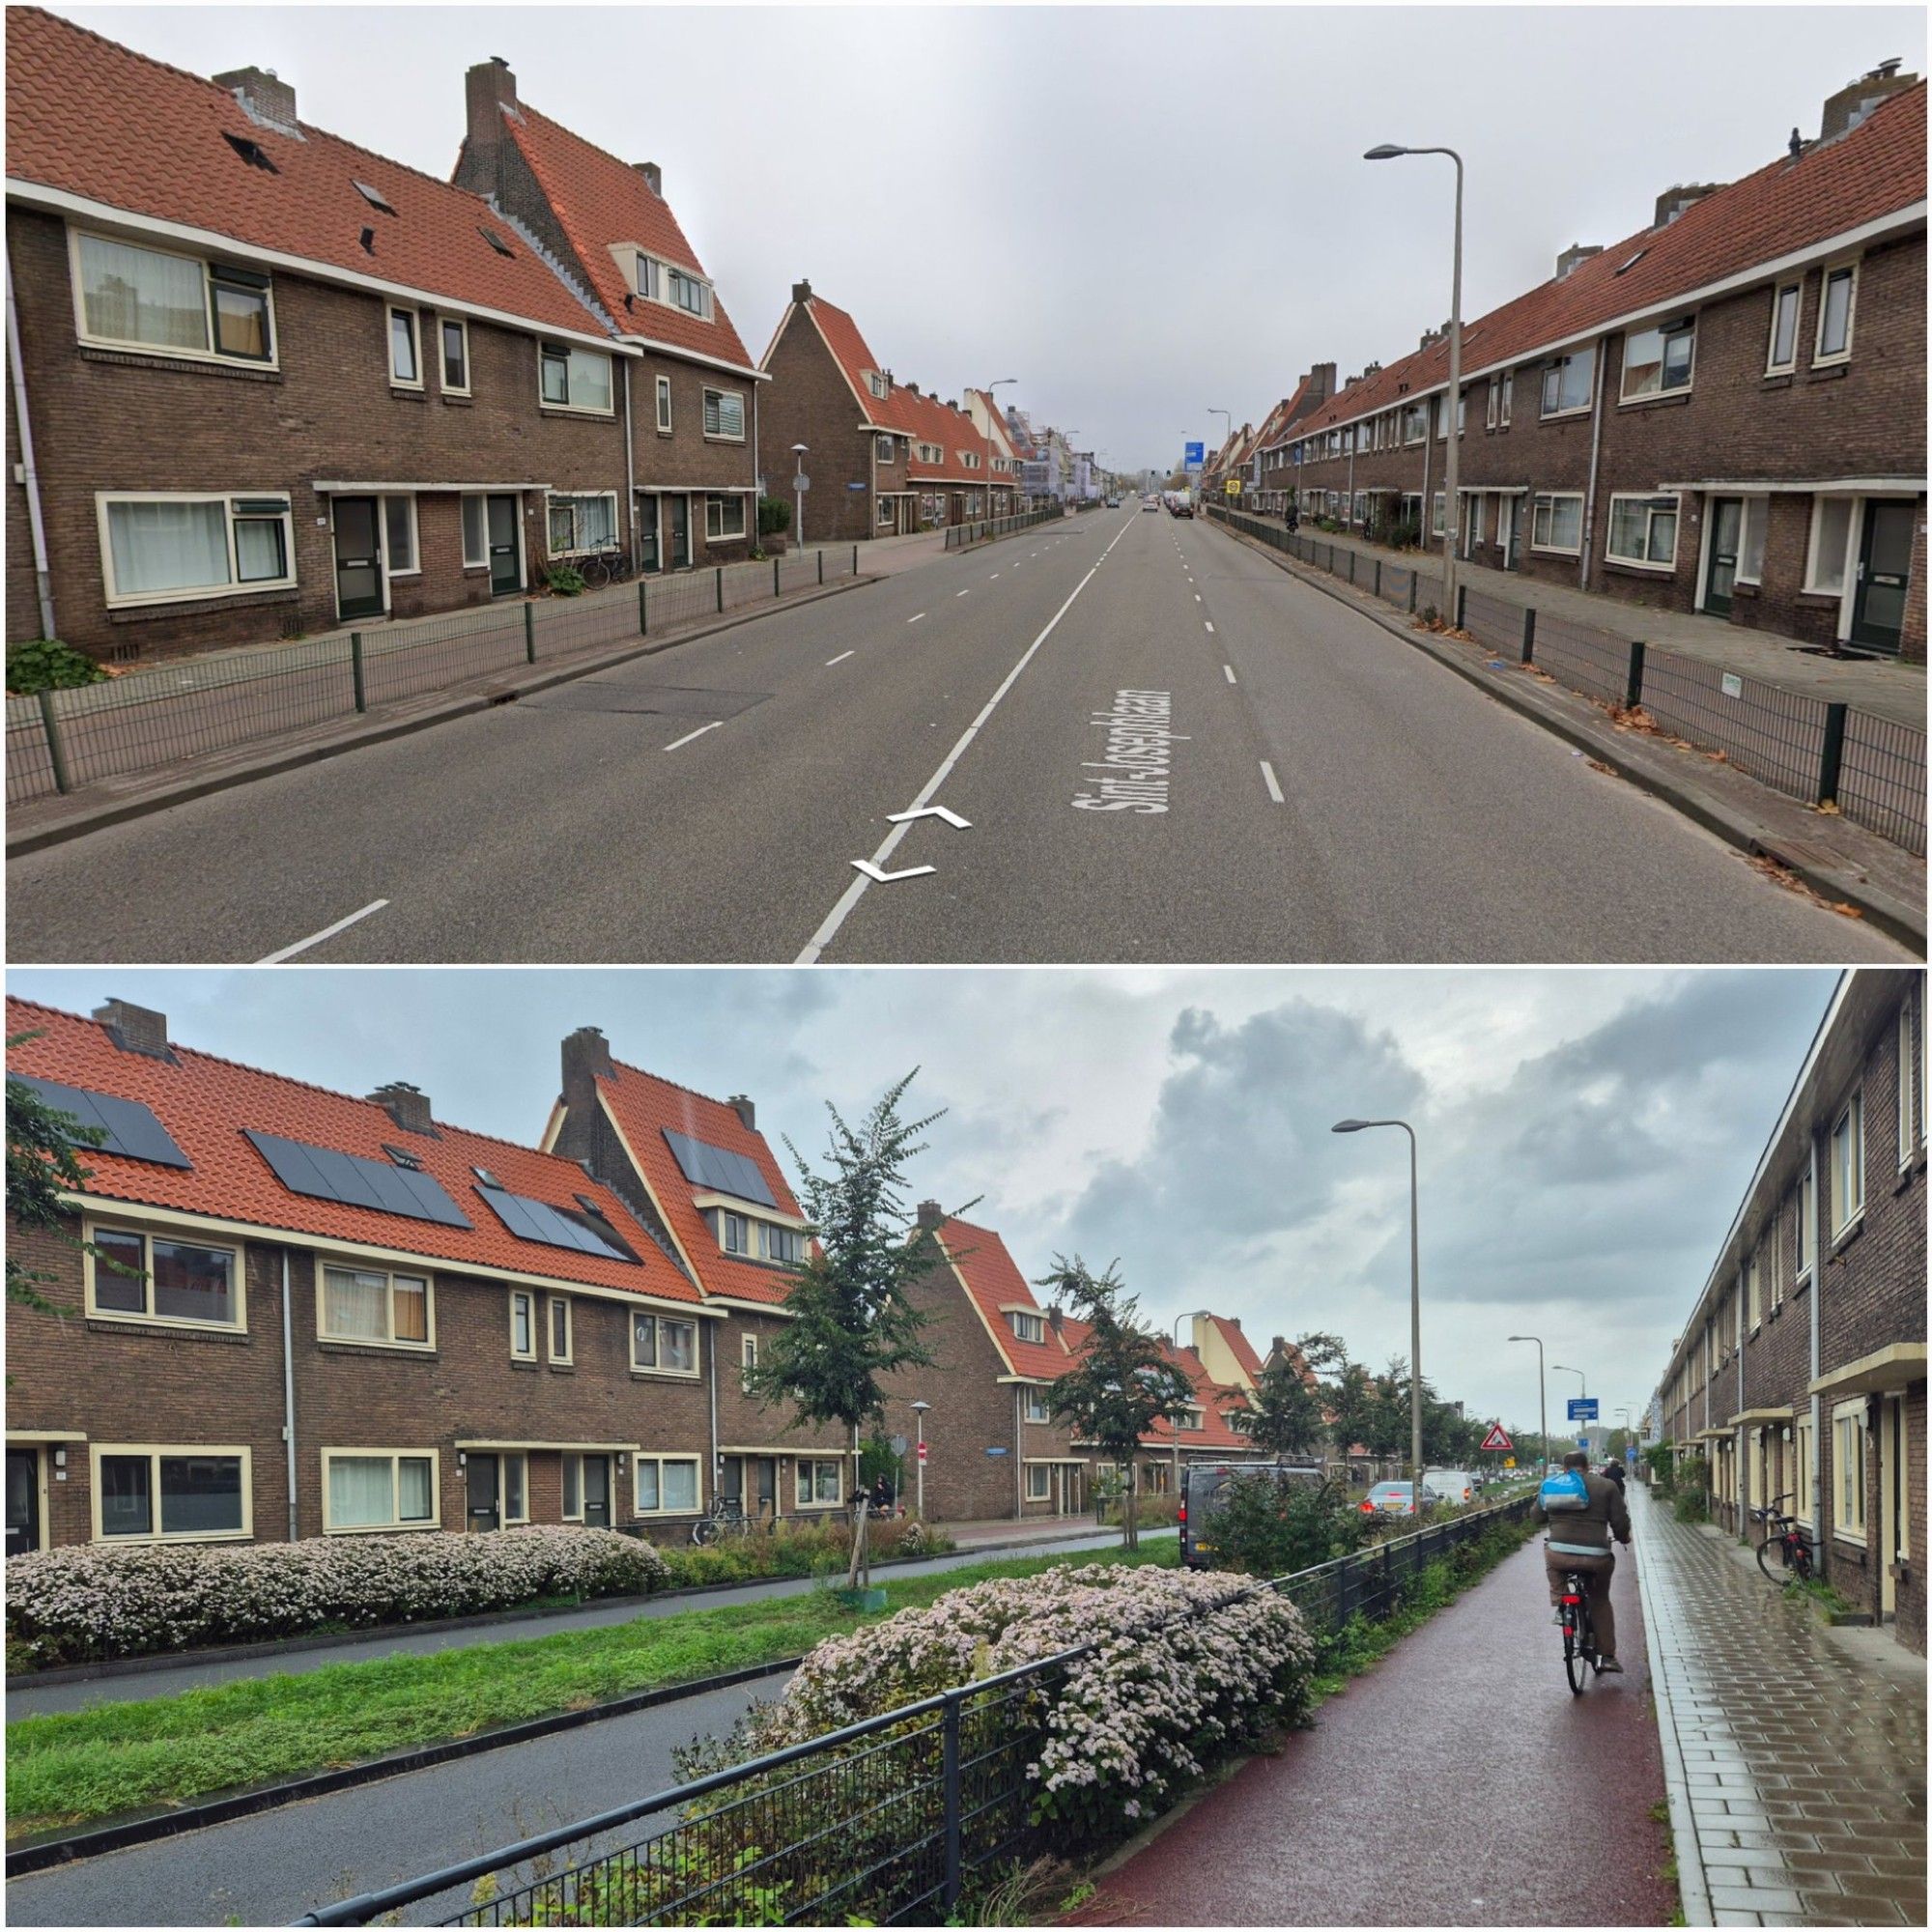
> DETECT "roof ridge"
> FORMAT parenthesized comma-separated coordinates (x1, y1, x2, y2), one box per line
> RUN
(606, 1055, 768, 1126)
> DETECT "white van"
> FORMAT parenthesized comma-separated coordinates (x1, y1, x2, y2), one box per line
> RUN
(1423, 1467, 1475, 1505)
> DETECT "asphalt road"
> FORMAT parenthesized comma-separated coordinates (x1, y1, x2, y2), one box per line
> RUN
(7, 509, 1906, 964)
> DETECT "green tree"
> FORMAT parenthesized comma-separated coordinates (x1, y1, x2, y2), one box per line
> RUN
(1206, 1472, 1368, 1578)
(1039, 1256, 1195, 1549)
(1232, 1356, 1325, 1459)
(6, 1041, 110, 1315)
(744, 1071, 952, 1586)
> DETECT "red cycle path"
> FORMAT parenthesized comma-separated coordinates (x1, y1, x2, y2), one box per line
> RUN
(1075, 1528, 1674, 1926)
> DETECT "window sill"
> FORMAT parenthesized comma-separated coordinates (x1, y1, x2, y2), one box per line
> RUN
(318, 1339, 438, 1358)
(85, 1316, 249, 1344)
(539, 405, 617, 421)
(77, 345, 281, 383)
(1761, 371, 1796, 390)
(510, 1356, 540, 1371)
(440, 394, 473, 409)
(1615, 390, 1693, 412)
(1603, 558, 1678, 579)
(107, 585, 299, 624)
(630, 1369, 701, 1383)
(1805, 360, 1851, 381)
(547, 1361, 577, 1375)
(1829, 1213, 1865, 1259)
(388, 385, 427, 401)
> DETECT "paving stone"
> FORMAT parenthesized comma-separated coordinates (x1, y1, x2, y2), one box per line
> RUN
(1709, 1885, 1807, 1913)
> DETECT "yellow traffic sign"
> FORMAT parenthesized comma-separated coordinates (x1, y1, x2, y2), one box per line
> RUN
(1504, 1456, 1517, 1467)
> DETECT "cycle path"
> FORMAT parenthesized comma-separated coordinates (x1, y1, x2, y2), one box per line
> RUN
(1077, 1518, 1672, 1926)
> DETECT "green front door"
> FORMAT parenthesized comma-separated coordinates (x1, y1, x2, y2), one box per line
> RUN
(1704, 497, 1744, 616)
(1850, 498, 1915, 653)
(331, 496, 385, 620)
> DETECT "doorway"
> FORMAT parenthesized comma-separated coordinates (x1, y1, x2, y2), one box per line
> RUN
(1704, 497, 1744, 616)
(1497, 496, 1520, 571)
(582, 1454, 612, 1530)
(1877, 1394, 1907, 1618)
(5, 1447, 41, 1557)
(466, 1454, 501, 1533)
(636, 495, 662, 574)
(1850, 498, 1916, 653)
(486, 496, 522, 598)
(332, 496, 386, 620)
(668, 494, 692, 570)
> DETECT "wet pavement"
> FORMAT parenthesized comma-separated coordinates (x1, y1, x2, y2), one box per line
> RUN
(1632, 1482, 1927, 1927)
(1078, 1519, 1672, 1925)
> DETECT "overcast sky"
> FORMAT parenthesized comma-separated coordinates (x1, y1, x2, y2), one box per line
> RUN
(56, 3, 1920, 474)
(10, 965, 1839, 1437)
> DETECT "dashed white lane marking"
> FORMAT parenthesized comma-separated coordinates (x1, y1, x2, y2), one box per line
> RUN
(907, 612, 926, 624)
(1204, 621, 1215, 634)
(1223, 665, 1237, 684)
(1260, 760, 1285, 804)
(1194, 593, 1202, 602)
(825, 650, 855, 666)
(663, 721, 724, 752)
(259, 898, 389, 965)
(955, 588, 971, 597)
(990, 572, 1001, 579)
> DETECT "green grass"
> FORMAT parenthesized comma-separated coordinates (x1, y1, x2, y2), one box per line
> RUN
(6, 1542, 1177, 1839)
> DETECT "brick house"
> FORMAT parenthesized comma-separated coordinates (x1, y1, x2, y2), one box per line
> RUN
(963, 390, 1023, 519)
(1278, 71, 1926, 661)
(4, 10, 632, 662)
(5, 996, 724, 1556)
(1653, 969, 1925, 1654)
(542, 1029, 853, 1524)
(1254, 365, 1336, 515)
(452, 60, 763, 574)
(879, 1208, 1091, 1523)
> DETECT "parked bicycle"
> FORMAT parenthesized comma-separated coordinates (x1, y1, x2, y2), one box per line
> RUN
(1750, 1494, 1816, 1583)
(578, 540, 634, 591)
(1557, 1567, 1605, 1694)
(690, 1495, 761, 1546)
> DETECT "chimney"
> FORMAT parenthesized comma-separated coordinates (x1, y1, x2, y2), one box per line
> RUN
(92, 999, 171, 1060)
(728, 1094, 756, 1131)
(368, 1080, 434, 1135)
(916, 1199, 946, 1232)
(457, 58, 518, 190)
(1653, 182, 1722, 227)
(1820, 60, 1916, 140)
(1555, 242, 1603, 280)
(1271, 1334, 1288, 1358)
(214, 66, 298, 134)
(634, 160, 663, 195)
(791, 278, 812, 304)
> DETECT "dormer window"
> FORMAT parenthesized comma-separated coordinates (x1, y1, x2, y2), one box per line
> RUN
(1010, 1310, 1044, 1345)
(721, 1211, 750, 1255)
(668, 269, 711, 319)
(867, 371, 889, 400)
(636, 253, 660, 300)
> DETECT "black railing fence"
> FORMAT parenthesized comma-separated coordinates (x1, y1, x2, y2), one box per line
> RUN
(941, 505, 1063, 551)
(6, 547, 862, 810)
(1208, 503, 1925, 856)
(297, 1495, 1530, 1928)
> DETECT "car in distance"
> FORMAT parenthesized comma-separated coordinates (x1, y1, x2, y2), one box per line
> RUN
(1423, 1467, 1475, 1505)
(1142, 497, 1160, 512)
(1362, 1479, 1420, 1517)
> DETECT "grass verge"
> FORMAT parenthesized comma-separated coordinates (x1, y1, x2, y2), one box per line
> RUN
(6, 1542, 1176, 1839)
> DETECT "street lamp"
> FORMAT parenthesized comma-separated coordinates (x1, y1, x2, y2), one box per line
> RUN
(1333, 1118, 1422, 1519)
(1551, 1361, 1587, 1453)
(910, 1399, 930, 1520)
(1507, 1334, 1548, 1476)
(1365, 141, 1463, 624)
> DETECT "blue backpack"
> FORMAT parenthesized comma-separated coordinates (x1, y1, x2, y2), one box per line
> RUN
(1539, 1468, 1591, 1513)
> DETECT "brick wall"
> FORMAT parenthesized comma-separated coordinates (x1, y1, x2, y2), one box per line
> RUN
(756, 303, 875, 545)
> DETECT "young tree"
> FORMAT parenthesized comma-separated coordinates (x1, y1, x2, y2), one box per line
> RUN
(6, 1047, 106, 1315)
(1038, 1257, 1196, 1549)
(1232, 1356, 1326, 1460)
(743, 1071, 952, 1588)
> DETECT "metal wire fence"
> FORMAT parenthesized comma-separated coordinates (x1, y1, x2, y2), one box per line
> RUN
(941, 505, 1063, 551)
(5, 548, 862, 810)
(297, 1495, 1531, 1928)
(1208, 504, 1926, 855)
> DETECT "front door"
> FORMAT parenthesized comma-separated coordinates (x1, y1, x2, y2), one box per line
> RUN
(668, 494, 692, 570)
(332, 496, 385, 620)
(582, 1455, 611, 1530)
(1498, 496, 1519, 571)
(1705, 497, 1744, 616)
(1850, 499, 1916, 652)
(753, 1457, 778, 1520)
(5, 1448, 40, 1558)
(636, 494, 662, 574)
(486, 495, 522, 598)
(466, 1454, 501, 1533)
(720, 1455, 745, 1509)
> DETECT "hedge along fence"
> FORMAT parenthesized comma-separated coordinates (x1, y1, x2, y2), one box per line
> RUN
(1207, 503, 1927, 856)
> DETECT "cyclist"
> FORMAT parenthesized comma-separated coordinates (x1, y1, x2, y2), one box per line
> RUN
(1601, 1458, 1628, 1493)
(1533, 1449, 1632, 1672)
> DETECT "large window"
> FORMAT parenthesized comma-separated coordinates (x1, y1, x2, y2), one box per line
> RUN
(1814, 263, 1856, 364)
(94, 1445, 249, 1543)
(73, 232, 273, 364)
(99, 493, 295, 607)
(1804, 497, 1854, 595)
(721, 1211, 749, 1254)
(635, 1454, 700, 1514)
(1010, 1310, 1044, 1344)
(1737, 497, 1768, 585)
(384, 496, 417, 576)
(877, 435, 896, 465)
(547, 493, 618, 556)
(1833, 1402, 1867, 1540)
(1605, 494, 1680, 570)
(632, 1312, 698, 1375)
(1025, 1464, 1052, 1501)
(702, 389, 745, 440)
(1531, 492, 1585, 555)
(1539, 347, 1596, 416)
(1024, 1388, 1050, 1424)
(539, 343, 613, 413)
(705, 495, 748, 541)
(87, 1224, 240, 1328)
(757, 1222, 803, 1264)
(1830, 1092, 1864, 1234)
(320, 1264, 431, 1348)
(1766, 283, 1801, 375)
(1620, 320, 1695, 400)
(796, 1458, 844, 1507)
(669, 270, 709, 317)
(324, 1450, 437, 1532)
(549, 1295, 573, 1364)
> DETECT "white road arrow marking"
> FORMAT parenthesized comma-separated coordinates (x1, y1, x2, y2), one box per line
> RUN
(887, 806, 973, 830)
(851, 859, 936, 884)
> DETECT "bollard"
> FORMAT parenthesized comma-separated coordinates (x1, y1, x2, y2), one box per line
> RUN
(1455, 583, 1467, 633)
(524, 603, 537, 665)
(715, 567, 724, 614)
(1818, 702, 1848, 807)
(1521, 606, 1536, 665)
(350, 631, 367, 713)
(36, 687, 71, 796)
(639, 579, 648, 637)
(773, 555, 781, 598)
(851, 544, 858, 577)
(1408, 572, 1418, 614)
(1374, 558, 1382, 600)
(1625, 639, 1646, 711)
(818, 549, 824, 586)
(1348, 551, 1357, 586)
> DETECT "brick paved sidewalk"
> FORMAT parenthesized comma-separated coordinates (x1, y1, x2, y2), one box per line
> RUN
(1632, 1482, 1926, 1926)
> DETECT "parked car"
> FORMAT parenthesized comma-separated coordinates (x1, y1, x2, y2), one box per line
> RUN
(1179, 1459, 1324, 1568)
(1362, 1479, 1420, 1517)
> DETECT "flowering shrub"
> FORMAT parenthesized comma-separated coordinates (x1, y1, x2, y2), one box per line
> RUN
(6, 1525, 670, 1666)
(657, 1514, 950, 1591)
(730, 1562, 1316, 1843)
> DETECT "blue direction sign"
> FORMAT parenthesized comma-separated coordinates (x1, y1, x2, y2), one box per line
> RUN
(1567, 1397, 1599, 1422)
(1184, 440, 1205, 468)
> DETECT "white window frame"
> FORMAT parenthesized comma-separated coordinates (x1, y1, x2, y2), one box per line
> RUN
(1833, 1398, 1867, 1543)
(1618, 319, 1696, 403)
(701, 387, 746, 442)
(90, 1443, 253, 1546)
(721, 1210, 750, 1255)
(655, 375, 673, 434)
(500, 1451, 529, 1526)
(69, 228, 279, 370)
(1530, 492, 1585, 556)
(1010, 1310, 1044, 1345)
(635, 252, 661, 301)
(1766, 282, 1802, 376)
(1736, 495, 1769, 586)
(562, 1451, 583, 1520)
(320, 1448, 440, 1534)
(1812, 260, 1857, 367)
(96, 491, 297, 610)
(668, 269, 712, 320)
(539, 342, 615, 416)
(83, 1220, 245, 1332)
(1803, 495, 1856, 597)
(1747, 1253, 1763, 1331)
(545, 491, 619, 558)
(317, 1263, 435, 1351)
(1539, 346, 1596, 419)
(1899, 1000, 1919, 1169)
(1025, 1464, 1052, 1501)
(635, 1453, 702, 1516)
(1830, 1090, 1864, 1236)
(631, 1311, 700, 1378)
(548, 1294, 573, 1366)
(509, 1287, 537, 1361)
(1794, 1414, 1815, 1527)
(438, 314, 471, 396)
(741, 1329, 758, 1393)
(877, 435, 895, 464)
(1499, 371, 1513, 425)
(387, 305, 423, 389)
(1024, 1388, 1050, 1424)
(383, 494, 419, 579)
(1604, 492, 1681, 572)
(705, 495, 748, 541)
(795, 1458, 844, 1508)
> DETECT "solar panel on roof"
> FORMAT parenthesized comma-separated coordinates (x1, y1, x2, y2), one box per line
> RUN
(14, 1076, 192, 1169)
(243, 1130, 471, 1228)
(474, 1185, 636, 1263)
(662, 1129, 777, 1207)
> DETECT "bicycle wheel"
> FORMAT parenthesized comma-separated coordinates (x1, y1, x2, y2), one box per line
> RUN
(691, 1517, 719, 1547)
(1757, 1531, 1795, 1582)
(1792, 1537, 1815, 1583)
(1563, 1612, 1587, 1694)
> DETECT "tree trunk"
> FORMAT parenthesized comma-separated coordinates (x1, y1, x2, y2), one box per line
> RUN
(1125, 1464, 1139, 1551)
(847, 1496, 869, 1589)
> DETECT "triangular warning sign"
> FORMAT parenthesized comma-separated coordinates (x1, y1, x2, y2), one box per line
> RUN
(1480, 1422, 1513, 1453)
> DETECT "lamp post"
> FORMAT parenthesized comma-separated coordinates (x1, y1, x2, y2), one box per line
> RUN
(1507, 1334, 1548, 1476)
(790, 442, 809, 549)
(1171, 1310, 1211, 1497)
(1365, 142, 1463, 623)
(1551, 1361, 1587, 1453)
(910, 1399, 930, 1520)
(1333, 1118, 1422, 1519)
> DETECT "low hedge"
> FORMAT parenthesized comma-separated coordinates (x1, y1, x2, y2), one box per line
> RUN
(657, 1515, 948, 1590)
(6, 1524, 669, 1667)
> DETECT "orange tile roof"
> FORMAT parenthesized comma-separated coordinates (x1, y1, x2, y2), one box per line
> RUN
(497, 101, 756, 372)
(1142, 1341, 1252, 1450)
(1293, 84, 1927, 441)
(590, 1059, 806, 1307)
(1206, 1314, 1265, 1383)
(5, 9, 610, 342)
(932, 1216, 1069, 1380)
(6, 999, 697, 1301)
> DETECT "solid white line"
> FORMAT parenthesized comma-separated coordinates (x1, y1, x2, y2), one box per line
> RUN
(1223, 665, 1236, 684)
(663, 721, 723, 752)
(795, 509, 1143, 965)
(907, 612, 925, 624)
(1260, 761, 1285, 804)
(258, 898, 389, 965)
(825, 650, 855, 666)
